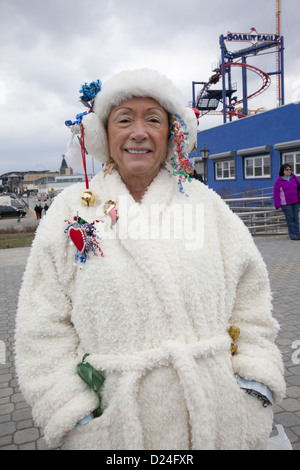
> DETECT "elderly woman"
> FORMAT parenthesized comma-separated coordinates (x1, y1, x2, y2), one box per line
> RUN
(15, 69, 285, 450)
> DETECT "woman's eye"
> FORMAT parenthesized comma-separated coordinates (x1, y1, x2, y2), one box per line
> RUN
(118, 118, 131, 124)
(148, 118, 161, 123)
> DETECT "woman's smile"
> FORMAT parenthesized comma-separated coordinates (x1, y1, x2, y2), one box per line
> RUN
(125, 148, 152, 155)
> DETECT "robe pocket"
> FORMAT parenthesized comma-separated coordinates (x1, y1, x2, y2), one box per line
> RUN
(61, 405, 114, 450)
(237, 386, 273, 450)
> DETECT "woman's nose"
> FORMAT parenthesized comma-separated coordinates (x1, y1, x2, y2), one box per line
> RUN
(129, 121, 148, 141)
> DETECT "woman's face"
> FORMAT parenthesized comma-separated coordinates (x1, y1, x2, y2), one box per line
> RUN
(107, 97, 169, 182)
(283, 166, 292, 177)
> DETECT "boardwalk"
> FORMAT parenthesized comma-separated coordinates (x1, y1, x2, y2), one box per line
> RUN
(0, 235, 300, 450)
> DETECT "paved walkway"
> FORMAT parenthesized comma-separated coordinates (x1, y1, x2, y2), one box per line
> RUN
(0, 236, 299, 450)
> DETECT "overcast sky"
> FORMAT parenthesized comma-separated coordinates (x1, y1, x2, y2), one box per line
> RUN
(0, 0, 299, 176)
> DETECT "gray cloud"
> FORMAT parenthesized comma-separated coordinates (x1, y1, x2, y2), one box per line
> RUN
(0, 0, 299, 174)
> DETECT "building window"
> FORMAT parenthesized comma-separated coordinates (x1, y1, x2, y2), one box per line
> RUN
(244, 155, 271, 178)
(215, 160, 235, 180)
(56, 177, 84, 183)
(282, 151, 300, 176)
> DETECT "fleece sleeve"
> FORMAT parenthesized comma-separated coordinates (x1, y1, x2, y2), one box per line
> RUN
(273, 179, 281, 209)
(225, 222, 286, 403)
(15, 222, 98, 448)
(213, 194, 286, 404)
(229, 246, 285, 403)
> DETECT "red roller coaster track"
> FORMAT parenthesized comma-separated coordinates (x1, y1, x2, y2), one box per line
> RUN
(225, 61, 271, 104)
(196, 61, 271, 117)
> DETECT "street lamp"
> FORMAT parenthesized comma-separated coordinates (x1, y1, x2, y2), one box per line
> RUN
(200, 144, 209, 183)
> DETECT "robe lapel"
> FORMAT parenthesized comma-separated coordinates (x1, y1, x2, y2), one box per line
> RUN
(93, 169, 194, 340)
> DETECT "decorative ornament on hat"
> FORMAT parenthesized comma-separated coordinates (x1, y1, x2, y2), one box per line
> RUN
(169, 113, 193, 196)
(65, 80, 102, 206)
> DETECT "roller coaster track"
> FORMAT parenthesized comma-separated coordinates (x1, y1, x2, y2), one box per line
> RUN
(225, 62, 271, 104)
(196, 61, 271, 114)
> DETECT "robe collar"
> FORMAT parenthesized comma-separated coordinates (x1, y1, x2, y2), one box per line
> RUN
(90, 168, 193, 341)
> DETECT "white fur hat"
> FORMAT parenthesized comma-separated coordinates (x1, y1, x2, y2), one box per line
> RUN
(66, 69, 198, 171)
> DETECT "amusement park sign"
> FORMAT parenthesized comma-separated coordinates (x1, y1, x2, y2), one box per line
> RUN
(226, 28, 280, 45)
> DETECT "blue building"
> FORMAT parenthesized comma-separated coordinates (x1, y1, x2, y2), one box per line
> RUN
(192, 102, 300, 197)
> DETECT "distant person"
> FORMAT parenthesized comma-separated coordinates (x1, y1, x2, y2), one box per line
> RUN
(44, 203, 49, 213)
(38, 204, 43, 219)
(34, 204, 43, 219)
(34, 204, 40, 219)
(273, 163, 300, 240)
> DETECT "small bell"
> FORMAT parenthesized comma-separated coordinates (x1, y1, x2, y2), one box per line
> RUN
(81, 190, 96, 207)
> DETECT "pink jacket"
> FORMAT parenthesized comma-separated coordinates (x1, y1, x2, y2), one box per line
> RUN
(273, 174, 300, 209)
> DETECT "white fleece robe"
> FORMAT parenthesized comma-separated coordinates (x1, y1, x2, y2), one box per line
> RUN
(15, 168, 285, 450)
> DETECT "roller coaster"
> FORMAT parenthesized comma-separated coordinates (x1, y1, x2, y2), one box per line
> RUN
(192, 28, 284, 123)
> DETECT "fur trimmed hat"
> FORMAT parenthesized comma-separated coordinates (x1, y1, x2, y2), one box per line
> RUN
(66, 69, 197, 170)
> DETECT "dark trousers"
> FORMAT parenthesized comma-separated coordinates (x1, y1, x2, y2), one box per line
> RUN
(281, 203, 300, 239)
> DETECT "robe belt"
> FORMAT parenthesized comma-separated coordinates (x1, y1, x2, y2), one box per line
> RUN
(86, 335, 231, 450)
(86, 334, 231, 374)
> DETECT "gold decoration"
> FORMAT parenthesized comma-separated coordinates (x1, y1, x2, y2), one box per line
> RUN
(228, 325, 240, 341)
(228, 325, 240, 355)
(190, 142, 198, 153)
(81, 190, 96, 207)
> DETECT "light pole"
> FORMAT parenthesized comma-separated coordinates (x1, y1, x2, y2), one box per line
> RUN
(200, 144, 210, 183)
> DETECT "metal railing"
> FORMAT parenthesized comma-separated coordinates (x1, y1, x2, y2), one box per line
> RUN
(223, 191, 290, 236)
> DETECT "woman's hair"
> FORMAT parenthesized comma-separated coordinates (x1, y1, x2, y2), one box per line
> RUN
(279, 163, 292, 176)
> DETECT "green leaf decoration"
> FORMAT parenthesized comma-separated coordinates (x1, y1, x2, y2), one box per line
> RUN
(77, 354, 105, 418)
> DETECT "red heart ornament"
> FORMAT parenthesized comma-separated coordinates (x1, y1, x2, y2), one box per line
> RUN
(69, 227, 86, 253)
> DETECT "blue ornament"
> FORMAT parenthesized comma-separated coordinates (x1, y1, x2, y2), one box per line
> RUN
(65, 79, 102, 128)
(79, 79, 102, 103)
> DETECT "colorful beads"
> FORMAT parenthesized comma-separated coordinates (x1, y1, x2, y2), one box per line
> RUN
(169, 114, 192, 195)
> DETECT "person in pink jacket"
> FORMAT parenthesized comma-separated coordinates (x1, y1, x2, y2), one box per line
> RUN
(273, 163, 300, 240)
